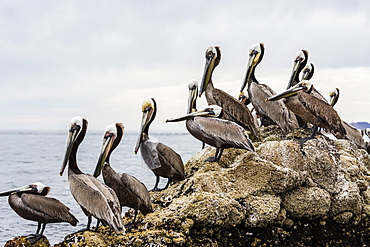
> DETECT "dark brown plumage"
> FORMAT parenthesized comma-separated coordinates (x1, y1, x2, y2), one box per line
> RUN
(241, 43, 299, 133)
(199, 46, 258, 137)
(60, 116, 123, 233)
(266, 81, 346, 142)
(167, 80, 255, 162)
(94, 123, 153, 227)
(135, 98, 185, 191)
(0, 182, 78, 243)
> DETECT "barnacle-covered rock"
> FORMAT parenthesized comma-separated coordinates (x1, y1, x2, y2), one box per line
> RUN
(54, 127, 370, 246)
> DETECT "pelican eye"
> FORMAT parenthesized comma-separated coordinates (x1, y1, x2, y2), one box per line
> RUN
(70, 124, 81, 133)
(206, 51, 214, 58)
(144, 106, 152, 112)
(250, 50, 257, 56)
(104, 131, 114, 138)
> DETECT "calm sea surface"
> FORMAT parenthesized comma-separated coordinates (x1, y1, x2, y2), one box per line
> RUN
(0, 130, 201, 245)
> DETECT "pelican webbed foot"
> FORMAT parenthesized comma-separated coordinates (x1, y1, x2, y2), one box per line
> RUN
(26, 234, 42, 244)
(298, 125, 319, 149)
(205, 156, 218, 162)
(124, 221, 136, 229)
(205, 148, 224, 162)
(150, 177, 172, 191)
(150, 187, 162, 192)
(298, 136, 316, 146)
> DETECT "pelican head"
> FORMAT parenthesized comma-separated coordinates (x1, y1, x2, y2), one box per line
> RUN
(199, 46, 221, 97)
(238, 92, 250, 105)
(301, 63, 315, 81)
(287, 49, 308, 89)
(329, 88, 340, 107)
(187, 79, 198, 113)
(134, 98, 157, 154)
(241, 43, 264, 93)
(364, 128, 370, 139)
(60, 116, 88, 176)
(166, 105, 223, 123)
(266, 80, 313, 102)
(0, 182, 50, 197)
(94, 123, 124, 177)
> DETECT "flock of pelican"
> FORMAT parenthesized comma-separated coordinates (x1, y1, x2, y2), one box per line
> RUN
(1, 43, 369, 243)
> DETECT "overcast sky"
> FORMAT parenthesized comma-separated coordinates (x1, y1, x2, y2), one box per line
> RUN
(0, 0, 369, 132)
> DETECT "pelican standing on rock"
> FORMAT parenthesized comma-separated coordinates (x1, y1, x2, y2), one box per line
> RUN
(0, 182, 78, 243)
(166, 81, 255, 162)
(240, 43, 299, 133)
(329, 88, 367, 149)
(199, 46, 258, 137)
(266, 81, 346, 143)
(60, 116, 123, 233)
(134, 98, 185, 191)
(94, 123, 153, 227)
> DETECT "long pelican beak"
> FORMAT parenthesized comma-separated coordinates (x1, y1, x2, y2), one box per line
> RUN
(94, 133, 116, 177)
(187, 82, 198, 114)
(287, 50, 307, 89)
(134, 113, 146, 154)
(166, 107, 218, 123)
(0, 184, 38, 196)
(241, 50, 259, 93)
(134, 107, 152, 154)
(60, 124, 80, 176)
(265, 83, 307, 102)
(199, 47, 218, 97)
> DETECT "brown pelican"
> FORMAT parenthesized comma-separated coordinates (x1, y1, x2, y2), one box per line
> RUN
(199, 46, 258, 137)
(329, 88, 366, 149)
(287, 49, 308, 89)
(94, 123, 153, 227)
(134, 98, 185, 191)
(166, 103, 255, 162)
(60, 116, 123, 233)
(240, 43, 299, 133)
(266, 81, 346, 143)
(0, 182, 78, 243)
(300, 62, 328, 104)
(238, 92, 274, 128)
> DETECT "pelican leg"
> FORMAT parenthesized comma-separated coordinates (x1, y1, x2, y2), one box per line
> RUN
(299, 125, 318, 146)
(162, 177, 172, 190)
(125, 209, 138, 229)
(94, 219, 101, 231)
(150, 176, 161, 191)
(39, 223, 46, 236)
(205, 148, 223, 162)
(71, 216, 92, 234)
(216, 148, 224, 161)
(35, 222, 41, 234)
(86, 215, 92, 231)
(26, 223, 44, 243)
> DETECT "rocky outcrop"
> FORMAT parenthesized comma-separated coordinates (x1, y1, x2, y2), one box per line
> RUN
(6, 126, 370, 246)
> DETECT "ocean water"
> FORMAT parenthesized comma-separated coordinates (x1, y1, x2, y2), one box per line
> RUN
(0, 130, 201, 245)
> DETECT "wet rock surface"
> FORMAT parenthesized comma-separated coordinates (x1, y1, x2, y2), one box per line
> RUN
(7, 126, 370, 246)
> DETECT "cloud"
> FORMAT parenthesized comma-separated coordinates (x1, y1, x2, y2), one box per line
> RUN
(0, 0, 369, 131)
